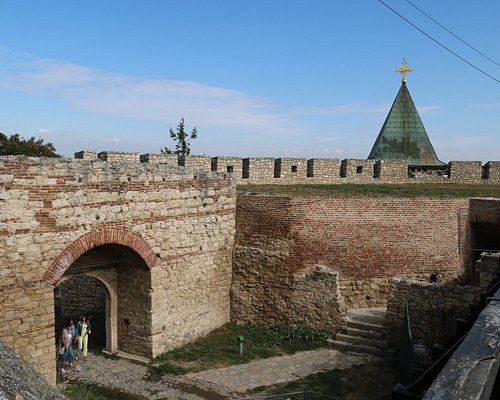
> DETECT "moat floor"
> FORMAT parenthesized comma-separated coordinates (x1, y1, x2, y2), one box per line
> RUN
(60, 349, 378, 399)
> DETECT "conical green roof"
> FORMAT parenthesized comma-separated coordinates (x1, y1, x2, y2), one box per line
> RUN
(368, 83, 444, 166)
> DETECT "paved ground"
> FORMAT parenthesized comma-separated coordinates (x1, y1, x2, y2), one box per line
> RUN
(61, 349, 375, 399)
(187, 349, 374, 393)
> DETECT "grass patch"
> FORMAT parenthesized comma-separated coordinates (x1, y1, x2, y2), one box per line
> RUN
(101, 352, 120, 361)
(154, 323, 330, 375)
(63, 383, 146, 400)
(238, 183, 500, 198)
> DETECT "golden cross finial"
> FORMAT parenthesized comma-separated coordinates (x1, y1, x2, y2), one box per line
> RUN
(395, 58, 413, 84)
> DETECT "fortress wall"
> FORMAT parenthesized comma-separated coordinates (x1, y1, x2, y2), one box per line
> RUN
(73, 150, 500, 185)
(448, 161, 483, 183)
(74, 150, 97, 159)
(274, 158, 308, 183)
(242, 157, 275, 183)
(483, 161, 500, 180)
(139, 153, 178, 165)
(98, 151, 141, 163)
(182, 155, 212, 171)
(307, 158, 341, 183)
(232, 194, 470, 327)
(0, 155, 236, 383)
(211, 156, 244, 184)
(340, 159, 376, 183)
(374, 160, 408, 181)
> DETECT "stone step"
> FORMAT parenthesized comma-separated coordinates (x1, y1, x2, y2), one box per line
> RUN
(335, 333, 388, 349)
(346, 319, 387, 335)
(345, 325, 386, 339)
(347, 307, 387, 326)
(327, 338, 387, 356)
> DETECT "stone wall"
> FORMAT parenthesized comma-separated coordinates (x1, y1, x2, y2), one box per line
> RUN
(306, 158, 341, 182)
(231, 247, 348, 330)
(69, 150, 500, 185)
(232, 194, 470, 329)
(57, 274, 106, 318)
(98, 151, 140, 163)
(340, 159, 375, 182)
(183, 155, 212, 171)
(0, 340, 65, 400)
(448, 161, 482, 183)
(483, 161, 500, 181)
(374, 160, 408, 181)
(139, 153, 178, 165)
(423, 287, 500, 400)
(0, 155, 236, 383)
(385, 252, 500, 345)
(242, 157, 275, 183)
(212, 156, 244, 184)
(385, 278, 482, 345)
(274, 158, 308, 183)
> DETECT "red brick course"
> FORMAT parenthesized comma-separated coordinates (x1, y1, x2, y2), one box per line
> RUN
(236, 195, 470, 280)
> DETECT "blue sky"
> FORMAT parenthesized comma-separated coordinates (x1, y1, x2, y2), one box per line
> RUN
(0, 0, 499, 161)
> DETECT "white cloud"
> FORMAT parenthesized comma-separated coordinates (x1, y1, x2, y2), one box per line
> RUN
(289, 104, 439, 116)
(101, 137, 121, 144)
(290, 104, 390, 116)
(0, 47, 413, 139)
(38, 128, 51, 136)
(0, 48, 299, 136)
(467, 103, 500, 110)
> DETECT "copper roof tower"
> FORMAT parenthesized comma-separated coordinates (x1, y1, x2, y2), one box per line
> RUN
(368, 59, 444, 167)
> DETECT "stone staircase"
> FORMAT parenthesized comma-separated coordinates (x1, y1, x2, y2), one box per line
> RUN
(328, 307, 390, 356)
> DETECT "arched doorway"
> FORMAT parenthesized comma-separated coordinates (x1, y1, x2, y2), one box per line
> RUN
(54, 275, 108, 351)
(47, 229, 156, 358)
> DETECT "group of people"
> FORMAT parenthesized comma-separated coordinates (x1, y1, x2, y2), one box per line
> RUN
(58, 314, 91, 374)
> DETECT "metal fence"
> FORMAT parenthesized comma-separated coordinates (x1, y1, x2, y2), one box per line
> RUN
(236, 390, 342, 400)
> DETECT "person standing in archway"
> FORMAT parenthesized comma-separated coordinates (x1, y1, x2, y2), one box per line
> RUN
(60, 320, 81, 373)
(77, 315, 91, 360)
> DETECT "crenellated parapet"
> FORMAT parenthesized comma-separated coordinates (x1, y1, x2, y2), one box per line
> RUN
(74, 150, 500, 185)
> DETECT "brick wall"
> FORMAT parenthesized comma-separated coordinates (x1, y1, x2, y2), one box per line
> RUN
(232, 194, 471, 327)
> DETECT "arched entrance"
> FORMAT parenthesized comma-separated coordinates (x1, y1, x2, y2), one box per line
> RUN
(47, 229, 156, 358)
(55, 275, 108, 350)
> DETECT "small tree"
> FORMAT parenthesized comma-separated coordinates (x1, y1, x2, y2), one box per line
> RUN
(161, 118, 197, 156)
(0, 132, 60, 157)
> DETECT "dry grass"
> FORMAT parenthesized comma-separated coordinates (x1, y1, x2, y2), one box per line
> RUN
(237, 183, 500, 198)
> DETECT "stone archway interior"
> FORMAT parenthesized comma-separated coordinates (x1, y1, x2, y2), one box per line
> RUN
(55, 275, 107, 349)
(60, 244, 152, 357)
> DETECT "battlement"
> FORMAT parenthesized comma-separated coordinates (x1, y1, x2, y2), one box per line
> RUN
(71, 151, 500, 185)
(0, 154, 230, 186)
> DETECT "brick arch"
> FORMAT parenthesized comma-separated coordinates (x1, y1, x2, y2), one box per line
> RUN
(44, 228, 157, 286)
